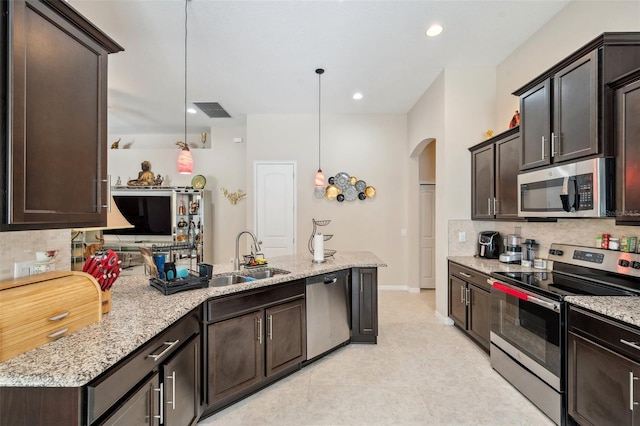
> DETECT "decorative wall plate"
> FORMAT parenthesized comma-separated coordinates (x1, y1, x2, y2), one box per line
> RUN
(191, 174, 206, 189)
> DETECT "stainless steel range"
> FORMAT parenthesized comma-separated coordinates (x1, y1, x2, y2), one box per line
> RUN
(489, 243, 640, 425)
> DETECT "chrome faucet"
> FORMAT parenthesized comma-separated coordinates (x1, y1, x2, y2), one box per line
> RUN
(234, 230, 262, 271)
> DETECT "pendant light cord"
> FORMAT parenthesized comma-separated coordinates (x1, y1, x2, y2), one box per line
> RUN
(316, 68, 324, 171)
(184, 0, 188, 148)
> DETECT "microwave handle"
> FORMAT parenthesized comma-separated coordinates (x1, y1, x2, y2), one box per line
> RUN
(560, 176, 578, 212)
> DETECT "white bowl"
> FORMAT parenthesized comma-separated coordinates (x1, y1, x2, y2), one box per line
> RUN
(36, 250, 58, 262)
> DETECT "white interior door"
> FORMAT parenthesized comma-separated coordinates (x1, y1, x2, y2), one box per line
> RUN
(254, 162, 296, 258)
(420, 184, 436, 288)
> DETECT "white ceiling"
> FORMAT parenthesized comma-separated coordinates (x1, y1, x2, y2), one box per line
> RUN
(68, 0, 569, 134)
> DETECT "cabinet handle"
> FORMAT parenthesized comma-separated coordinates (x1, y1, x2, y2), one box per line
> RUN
(466, 288, 471, 306)
(48, 311, 69, 321)
(621, 339, 640, 351)
(154, 383, 164, 424)
(459, 272, 472, 278)
(493, 198, 498, 215)
(360, 282, 363, 293)
(166, 371, 176, 410)
(101, 175, 111, 209)
(541, 136, 546, 160)
(551, 132, 556, 157)
(47, 328, 68, 339)
(460, 287, 465, 304)
(487, 198, 492, 215)
(630, 372, 640, 410)
(147, 340, 180, 361)
(268, 315, 273, 340)
(257, 317, 263, 344)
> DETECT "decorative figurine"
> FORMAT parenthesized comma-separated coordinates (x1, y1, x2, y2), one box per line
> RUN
(110, 137, 121, 149)
(509, 110, 520, 129)
(152, 174, 163, 186)
(127, 161, 154, 186)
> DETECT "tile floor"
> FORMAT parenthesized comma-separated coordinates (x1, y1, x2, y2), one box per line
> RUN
(198, 290, 555, 425)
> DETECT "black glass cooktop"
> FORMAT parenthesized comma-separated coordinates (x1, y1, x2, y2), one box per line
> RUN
(491, 270, 640, 301)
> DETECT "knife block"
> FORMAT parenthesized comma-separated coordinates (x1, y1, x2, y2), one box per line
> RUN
(101, 289, 112, 314)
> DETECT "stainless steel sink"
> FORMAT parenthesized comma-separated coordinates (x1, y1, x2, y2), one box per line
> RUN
(209, 274, 249, 287)
(242, 267, 290, 280)
(209, 268, 290, 287)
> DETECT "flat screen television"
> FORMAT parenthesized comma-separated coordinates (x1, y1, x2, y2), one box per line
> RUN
(103, 190, 174, 239)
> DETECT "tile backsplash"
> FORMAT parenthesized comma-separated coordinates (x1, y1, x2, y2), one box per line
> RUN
(448, 218, 640, 257)
(0, 229, 70, 280)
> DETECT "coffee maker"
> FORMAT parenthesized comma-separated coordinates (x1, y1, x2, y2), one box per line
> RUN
(477, 231, 501, 259)
(499, 234, 522, 264)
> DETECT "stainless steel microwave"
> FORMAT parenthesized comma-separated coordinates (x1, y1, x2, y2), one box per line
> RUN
(517, 158, 615, 218)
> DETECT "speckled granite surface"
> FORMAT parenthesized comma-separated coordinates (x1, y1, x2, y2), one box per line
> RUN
(0, 251, 385, 388)
(447, 256, 542, 275)
(565, 296, 640, 328)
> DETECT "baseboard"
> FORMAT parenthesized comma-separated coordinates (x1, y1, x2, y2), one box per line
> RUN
(378, 285, 430, 293)
(435, 310, 454, 325)
(378, 285, 410, 291)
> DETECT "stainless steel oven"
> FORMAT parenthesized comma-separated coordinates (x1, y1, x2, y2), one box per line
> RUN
(490, 278, 563, 424)
(489, 244, 640, 426)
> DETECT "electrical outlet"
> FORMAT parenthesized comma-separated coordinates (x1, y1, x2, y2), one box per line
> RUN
(458, 232, 466, 243)
(13, 261, 56, 278)
(401, 229, 407, 237)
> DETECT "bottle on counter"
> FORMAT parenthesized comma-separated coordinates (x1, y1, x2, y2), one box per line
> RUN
(601, 233, 611, 250)
(178, 199, 186, 215)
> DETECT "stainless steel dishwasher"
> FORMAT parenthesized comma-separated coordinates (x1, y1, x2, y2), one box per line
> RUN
(305, 269, 351, 360)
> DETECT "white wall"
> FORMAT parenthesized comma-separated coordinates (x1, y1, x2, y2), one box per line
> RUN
(245, 113, 408, 288)
(495, 0, 640, 132)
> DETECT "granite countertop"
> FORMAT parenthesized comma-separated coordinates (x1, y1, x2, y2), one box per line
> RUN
(0, 251, 386, 388)
(448, 256, 542, 275)
(565, 296, 640, 328)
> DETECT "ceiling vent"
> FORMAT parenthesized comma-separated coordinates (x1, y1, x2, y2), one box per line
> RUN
(193, 102, 231, 118)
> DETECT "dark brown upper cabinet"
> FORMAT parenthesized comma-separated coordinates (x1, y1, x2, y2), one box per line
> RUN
(470, 127, 521, 220)
(1, 0, 123, 230)
(611, 69, 640, 225)
(515, 33, 640, 172)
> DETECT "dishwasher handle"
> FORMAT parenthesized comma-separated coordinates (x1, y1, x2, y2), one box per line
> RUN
(323, 275, 337, 284)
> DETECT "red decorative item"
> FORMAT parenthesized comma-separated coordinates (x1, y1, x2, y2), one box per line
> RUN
(82, 249, 122, 291)
(509, 110, 520, 128)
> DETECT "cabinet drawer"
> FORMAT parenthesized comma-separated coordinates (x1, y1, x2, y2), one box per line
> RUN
(87, 309, 200, 425)
(0, 272, 102, 362)
(569, 306, 640, 364)
(448, 262, 490, 291)
(207, 280, 304, 323)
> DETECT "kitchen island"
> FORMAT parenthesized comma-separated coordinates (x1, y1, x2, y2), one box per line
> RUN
(0, 251, 385, 425)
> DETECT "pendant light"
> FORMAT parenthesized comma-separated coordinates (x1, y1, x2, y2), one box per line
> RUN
(177, 0, 194, 174)
(314, 68, 325, 198)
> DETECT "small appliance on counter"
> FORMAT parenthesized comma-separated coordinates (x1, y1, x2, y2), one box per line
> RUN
(499, 234, 522, 264)
(521, 239, 539, 267)
(477, 231, 501, 259)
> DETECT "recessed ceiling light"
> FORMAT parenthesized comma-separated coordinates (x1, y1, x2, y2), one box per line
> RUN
(187, 107, 197, 114)
(426, 24, 443, 37)
(353, 92, 363, 100)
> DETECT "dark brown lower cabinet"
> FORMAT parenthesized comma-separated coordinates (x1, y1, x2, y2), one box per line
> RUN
(163, 336, 200, 426)
(102, 373, 159, 426)
(447, 261, 490, 351)
(568, 306, 640, 426)
(204, 281, 306, 413)
(351, 268, 378, 343)
(208, 311, 264, 403)
(266, 299, 306, 376)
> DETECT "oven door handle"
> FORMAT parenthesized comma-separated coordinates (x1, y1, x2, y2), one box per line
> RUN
(490, 280, 560, 313)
